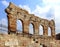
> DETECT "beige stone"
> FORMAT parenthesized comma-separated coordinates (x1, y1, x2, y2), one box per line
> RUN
(5, 2, 55, 37)
(0, 2, 58, 47)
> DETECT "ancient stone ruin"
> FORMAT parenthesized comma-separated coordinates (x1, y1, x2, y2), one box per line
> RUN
(5, 2, 55, 37)
(0, 2, 60, 47)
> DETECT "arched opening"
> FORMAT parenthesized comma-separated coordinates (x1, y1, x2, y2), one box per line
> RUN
(16, 20, 23, 33)
(39, 25, 43, 35)
(29, 23, 34, 34)
(48, 27, 51, 36)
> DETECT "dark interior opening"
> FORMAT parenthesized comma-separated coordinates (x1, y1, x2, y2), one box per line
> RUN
(56, 33, 60, 40)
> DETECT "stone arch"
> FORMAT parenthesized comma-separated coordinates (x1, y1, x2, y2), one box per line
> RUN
(49, 26, 55, 37)
(16, 19, 23, 33)
(49, 20, 55, 37)
(39, 25, 44, 35)
(5, 2, 55, 37)
(29, 23, 34, 34)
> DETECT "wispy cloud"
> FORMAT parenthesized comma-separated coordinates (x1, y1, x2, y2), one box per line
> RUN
(19, 5, 31, 14)
(0, 18, 8, 34)
(1, 0, 9, 7)
(32, 5, 53, 20)
(0, 18, 8, 26)
(43, 0, 60, 6)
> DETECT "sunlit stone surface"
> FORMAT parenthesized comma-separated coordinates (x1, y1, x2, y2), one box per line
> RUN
(0, 2, 59, 47)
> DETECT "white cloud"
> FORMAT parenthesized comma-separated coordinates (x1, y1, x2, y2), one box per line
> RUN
(54, 6, 60, 34)
(0, 18, 8, 26)
(32, 5, 52, 19)
(1, 0, 9, 7)
(0, 18, 8, 34)
(19, 5, 31, 13)
(43, 0, 60, 6)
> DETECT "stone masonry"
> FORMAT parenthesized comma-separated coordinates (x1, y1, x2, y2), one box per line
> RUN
(0, 2, 60, 47)
(5, 2, 55, 37)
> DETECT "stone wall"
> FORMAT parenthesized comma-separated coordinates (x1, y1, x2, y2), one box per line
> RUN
(5, 2, 55, 37)
(0, 34, 60, 47)
(2, 2, 60, 47)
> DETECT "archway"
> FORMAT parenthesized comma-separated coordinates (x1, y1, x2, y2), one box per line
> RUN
(16, 20, 23, 33)
(39, 25, 43, 35)
(48, 27, 51, 36)
(29, 23, 34, 34)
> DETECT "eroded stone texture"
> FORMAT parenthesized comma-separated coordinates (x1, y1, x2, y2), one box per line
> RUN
(5, 2, 55, 37)
(2, 2, 59, 47)
(0, 34, 60, 47)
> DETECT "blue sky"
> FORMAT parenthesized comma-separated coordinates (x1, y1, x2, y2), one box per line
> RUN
(0, 0, 60, 34)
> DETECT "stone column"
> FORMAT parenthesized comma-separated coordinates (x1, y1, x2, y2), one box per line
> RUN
(51, 26, 55, 37)
(34, 22, 39, 38)
(49, 20, 55, 37)
(23, 21, 29, 34)
(7, 14, 16, 34)
(43, 26, 48, 36)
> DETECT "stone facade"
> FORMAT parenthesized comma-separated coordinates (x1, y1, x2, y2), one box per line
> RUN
(0, 34, 60, 47)
(0, 2, 59, 47)
(5, 2, 55, 37)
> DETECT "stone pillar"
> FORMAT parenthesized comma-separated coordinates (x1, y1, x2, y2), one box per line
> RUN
(34, 22, 39, 38)
(8, 14, 16, 34)
(23, 21, 29, 34)
(43, 26, 48, 36)
(51, 26, 55, 37)
(49, 20, 55, 37)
